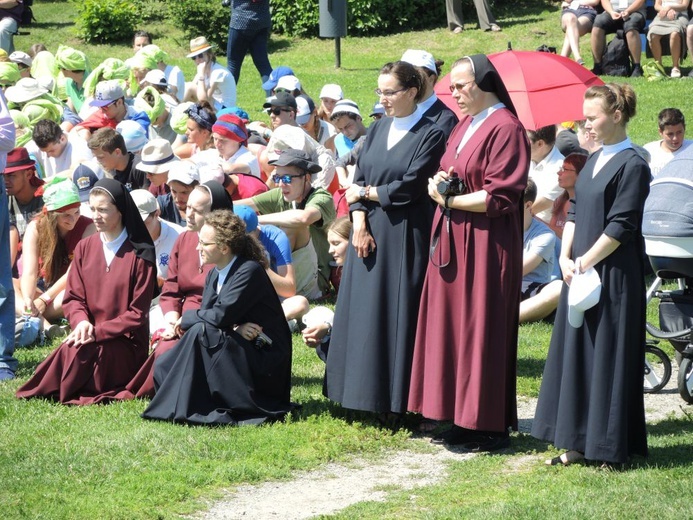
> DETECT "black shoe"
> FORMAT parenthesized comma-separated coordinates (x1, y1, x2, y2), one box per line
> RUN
(591, 63, 603, 75)
(431, 425, 479, 445)
(458, 434, 510, 453)
(630, 64, 643, 78)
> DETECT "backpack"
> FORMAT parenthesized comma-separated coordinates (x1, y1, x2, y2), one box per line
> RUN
(20, 0, 35, 27)
(601, 30, 631, 77)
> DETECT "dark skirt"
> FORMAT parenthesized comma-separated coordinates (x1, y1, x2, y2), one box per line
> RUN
(142, 322, 293, 425)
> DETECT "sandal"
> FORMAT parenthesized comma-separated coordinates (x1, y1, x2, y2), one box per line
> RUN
(417, 419, 441, 433)
(545, 450, 584, 466)
(488, 24, 502, 32)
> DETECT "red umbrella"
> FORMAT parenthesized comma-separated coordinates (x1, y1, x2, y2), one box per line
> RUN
(434, 51, 604, 130)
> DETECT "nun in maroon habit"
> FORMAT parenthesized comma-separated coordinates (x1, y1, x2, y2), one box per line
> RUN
(16, 179, 156, 405)
(98, 180, 234, 401)
(408, 54, 530, 452)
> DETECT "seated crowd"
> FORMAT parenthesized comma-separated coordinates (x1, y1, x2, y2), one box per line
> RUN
(557, 0, 693, 78)
(0, 32, 686, 446)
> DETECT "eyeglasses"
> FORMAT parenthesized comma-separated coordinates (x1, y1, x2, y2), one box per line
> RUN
(268, 107, 292, 116)
(190, 54, 206, 61)
(374, 87, 407, 98)
(558, 167, 577, 173)
(198, 239, 217, 247)
(100, 99, 117, 110)
(272, 173, 307, 184)
(448, 81, 474, 93)
(274, 88, 291, 94)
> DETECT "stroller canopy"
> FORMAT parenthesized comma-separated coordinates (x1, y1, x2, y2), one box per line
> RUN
(644, 145, 693, 238)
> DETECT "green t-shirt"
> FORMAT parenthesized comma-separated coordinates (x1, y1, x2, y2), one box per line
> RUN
(253, 187, 336, 294)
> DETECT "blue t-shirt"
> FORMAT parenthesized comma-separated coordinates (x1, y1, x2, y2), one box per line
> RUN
(258, 224, 292, 273)
(522, 217, 556, 292)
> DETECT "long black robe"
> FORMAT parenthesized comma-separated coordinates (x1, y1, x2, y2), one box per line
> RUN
(325, 114, 446, 414)
(531, 147, 650, 463)
(423, 97, 458, 139)
(142, 257, 293, 425)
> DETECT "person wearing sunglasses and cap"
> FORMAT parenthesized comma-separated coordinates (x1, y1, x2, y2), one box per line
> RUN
(187, 36, 236, 113)
(14, 177, 95, 336)
(262, 91, 298, 132)
(236, 149, 336, 299)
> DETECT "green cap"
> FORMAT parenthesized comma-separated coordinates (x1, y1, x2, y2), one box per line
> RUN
(43, 176, 80, 211)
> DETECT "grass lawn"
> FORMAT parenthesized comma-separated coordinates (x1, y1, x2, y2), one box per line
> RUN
(3, 2, 693, 519)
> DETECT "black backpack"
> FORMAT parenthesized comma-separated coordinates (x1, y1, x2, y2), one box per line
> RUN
(20, 0, 35, 27)
(601, 30, 631, 76)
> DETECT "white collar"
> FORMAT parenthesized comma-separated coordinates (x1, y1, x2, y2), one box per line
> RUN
(418, 93, 438, 114)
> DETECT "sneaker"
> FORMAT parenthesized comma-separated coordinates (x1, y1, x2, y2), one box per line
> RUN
(671, 67, 681, 78)
(45, 324, 69, 341)
(452, 26, 464, 34)
(630, 64, 643, 77)
(688, 69, 693, 78)
(591, 63, 603, 75)
(0, 368, 15, 381)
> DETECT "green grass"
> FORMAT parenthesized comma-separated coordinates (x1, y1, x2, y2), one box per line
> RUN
(4, 2, 693, 519)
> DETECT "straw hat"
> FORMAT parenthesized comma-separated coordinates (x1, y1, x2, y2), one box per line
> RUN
(186, 36, 212, 58)
(138, 139, 179, 174)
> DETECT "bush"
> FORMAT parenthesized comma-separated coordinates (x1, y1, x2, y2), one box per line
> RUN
(72, 0, 139, 44)
(168, 0, 230, 52)
(272, 0, 447, 37)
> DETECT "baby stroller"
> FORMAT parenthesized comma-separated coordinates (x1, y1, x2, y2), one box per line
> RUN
(642, 145, 693, 402)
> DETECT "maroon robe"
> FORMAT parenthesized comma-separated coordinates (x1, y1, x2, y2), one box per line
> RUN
(16, 234, 156, 405)
(114, 230, 212, 399)
(408, 108, 529, 433)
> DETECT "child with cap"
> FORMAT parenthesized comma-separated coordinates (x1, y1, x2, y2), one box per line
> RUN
(317, 83, 343, 123)
(130, 189, 183, 286)
(16, 176, 96, 343)
(157, 160, 200, 227)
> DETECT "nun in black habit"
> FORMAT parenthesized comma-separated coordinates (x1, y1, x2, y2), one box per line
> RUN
(142, 210, 293, 425)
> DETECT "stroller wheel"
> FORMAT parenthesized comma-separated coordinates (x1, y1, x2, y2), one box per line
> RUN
(677, 357, 693, 403)
(644, 345, 672, 394)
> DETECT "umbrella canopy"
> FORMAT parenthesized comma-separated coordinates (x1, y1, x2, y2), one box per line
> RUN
(434, 51, 604, 130)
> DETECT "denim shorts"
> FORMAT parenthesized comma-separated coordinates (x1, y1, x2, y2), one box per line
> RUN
(561, 6, 597, 24)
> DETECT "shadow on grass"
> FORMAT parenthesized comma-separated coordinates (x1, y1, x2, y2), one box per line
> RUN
(517, 356, 545, 380)
(267, 39, 292, 54)
(26, 21, 73, 30)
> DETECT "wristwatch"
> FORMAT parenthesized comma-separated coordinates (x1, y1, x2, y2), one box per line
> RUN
(359, 186, 367, 199)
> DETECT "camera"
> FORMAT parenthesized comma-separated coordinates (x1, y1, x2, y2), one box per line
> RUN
(221, 0, 231, 7)
(254, 331, 273, 349)
(437, 176, 466, 197)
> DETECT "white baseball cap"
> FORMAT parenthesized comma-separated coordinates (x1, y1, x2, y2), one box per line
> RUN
(401, 49, 437, 73)
(319, 83, 343, 101)
(568, 266, 602, 328)
(276, 74, 301, 92)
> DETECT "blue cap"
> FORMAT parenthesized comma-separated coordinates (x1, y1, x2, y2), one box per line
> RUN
(261, 66, 294, 92)
(234, 205, 258, 233)
(72, 162, 101, 202)
(218, 106, 250, 122)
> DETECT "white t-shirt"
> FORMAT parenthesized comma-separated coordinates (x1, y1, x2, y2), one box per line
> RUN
(529, 145, 565, 222)
(154, 219, 184, 279)
(644, 139, 693, 178)
(208, 62, 237, 112)
(228, 145, 260, 177)
(164, 65, 186, 103)
(25, 134, 93, 178)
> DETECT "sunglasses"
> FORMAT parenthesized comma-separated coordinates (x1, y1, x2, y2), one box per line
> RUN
(272, 173, 307, 184)
(190, 54, 206, 61)
(267, 107, 293, 116)
(558, 167, 577, 173)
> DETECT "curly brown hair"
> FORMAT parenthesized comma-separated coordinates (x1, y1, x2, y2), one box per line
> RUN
(204, 210, 268, 269)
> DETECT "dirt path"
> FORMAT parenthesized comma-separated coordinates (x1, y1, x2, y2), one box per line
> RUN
(195, 367, 690, 520)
